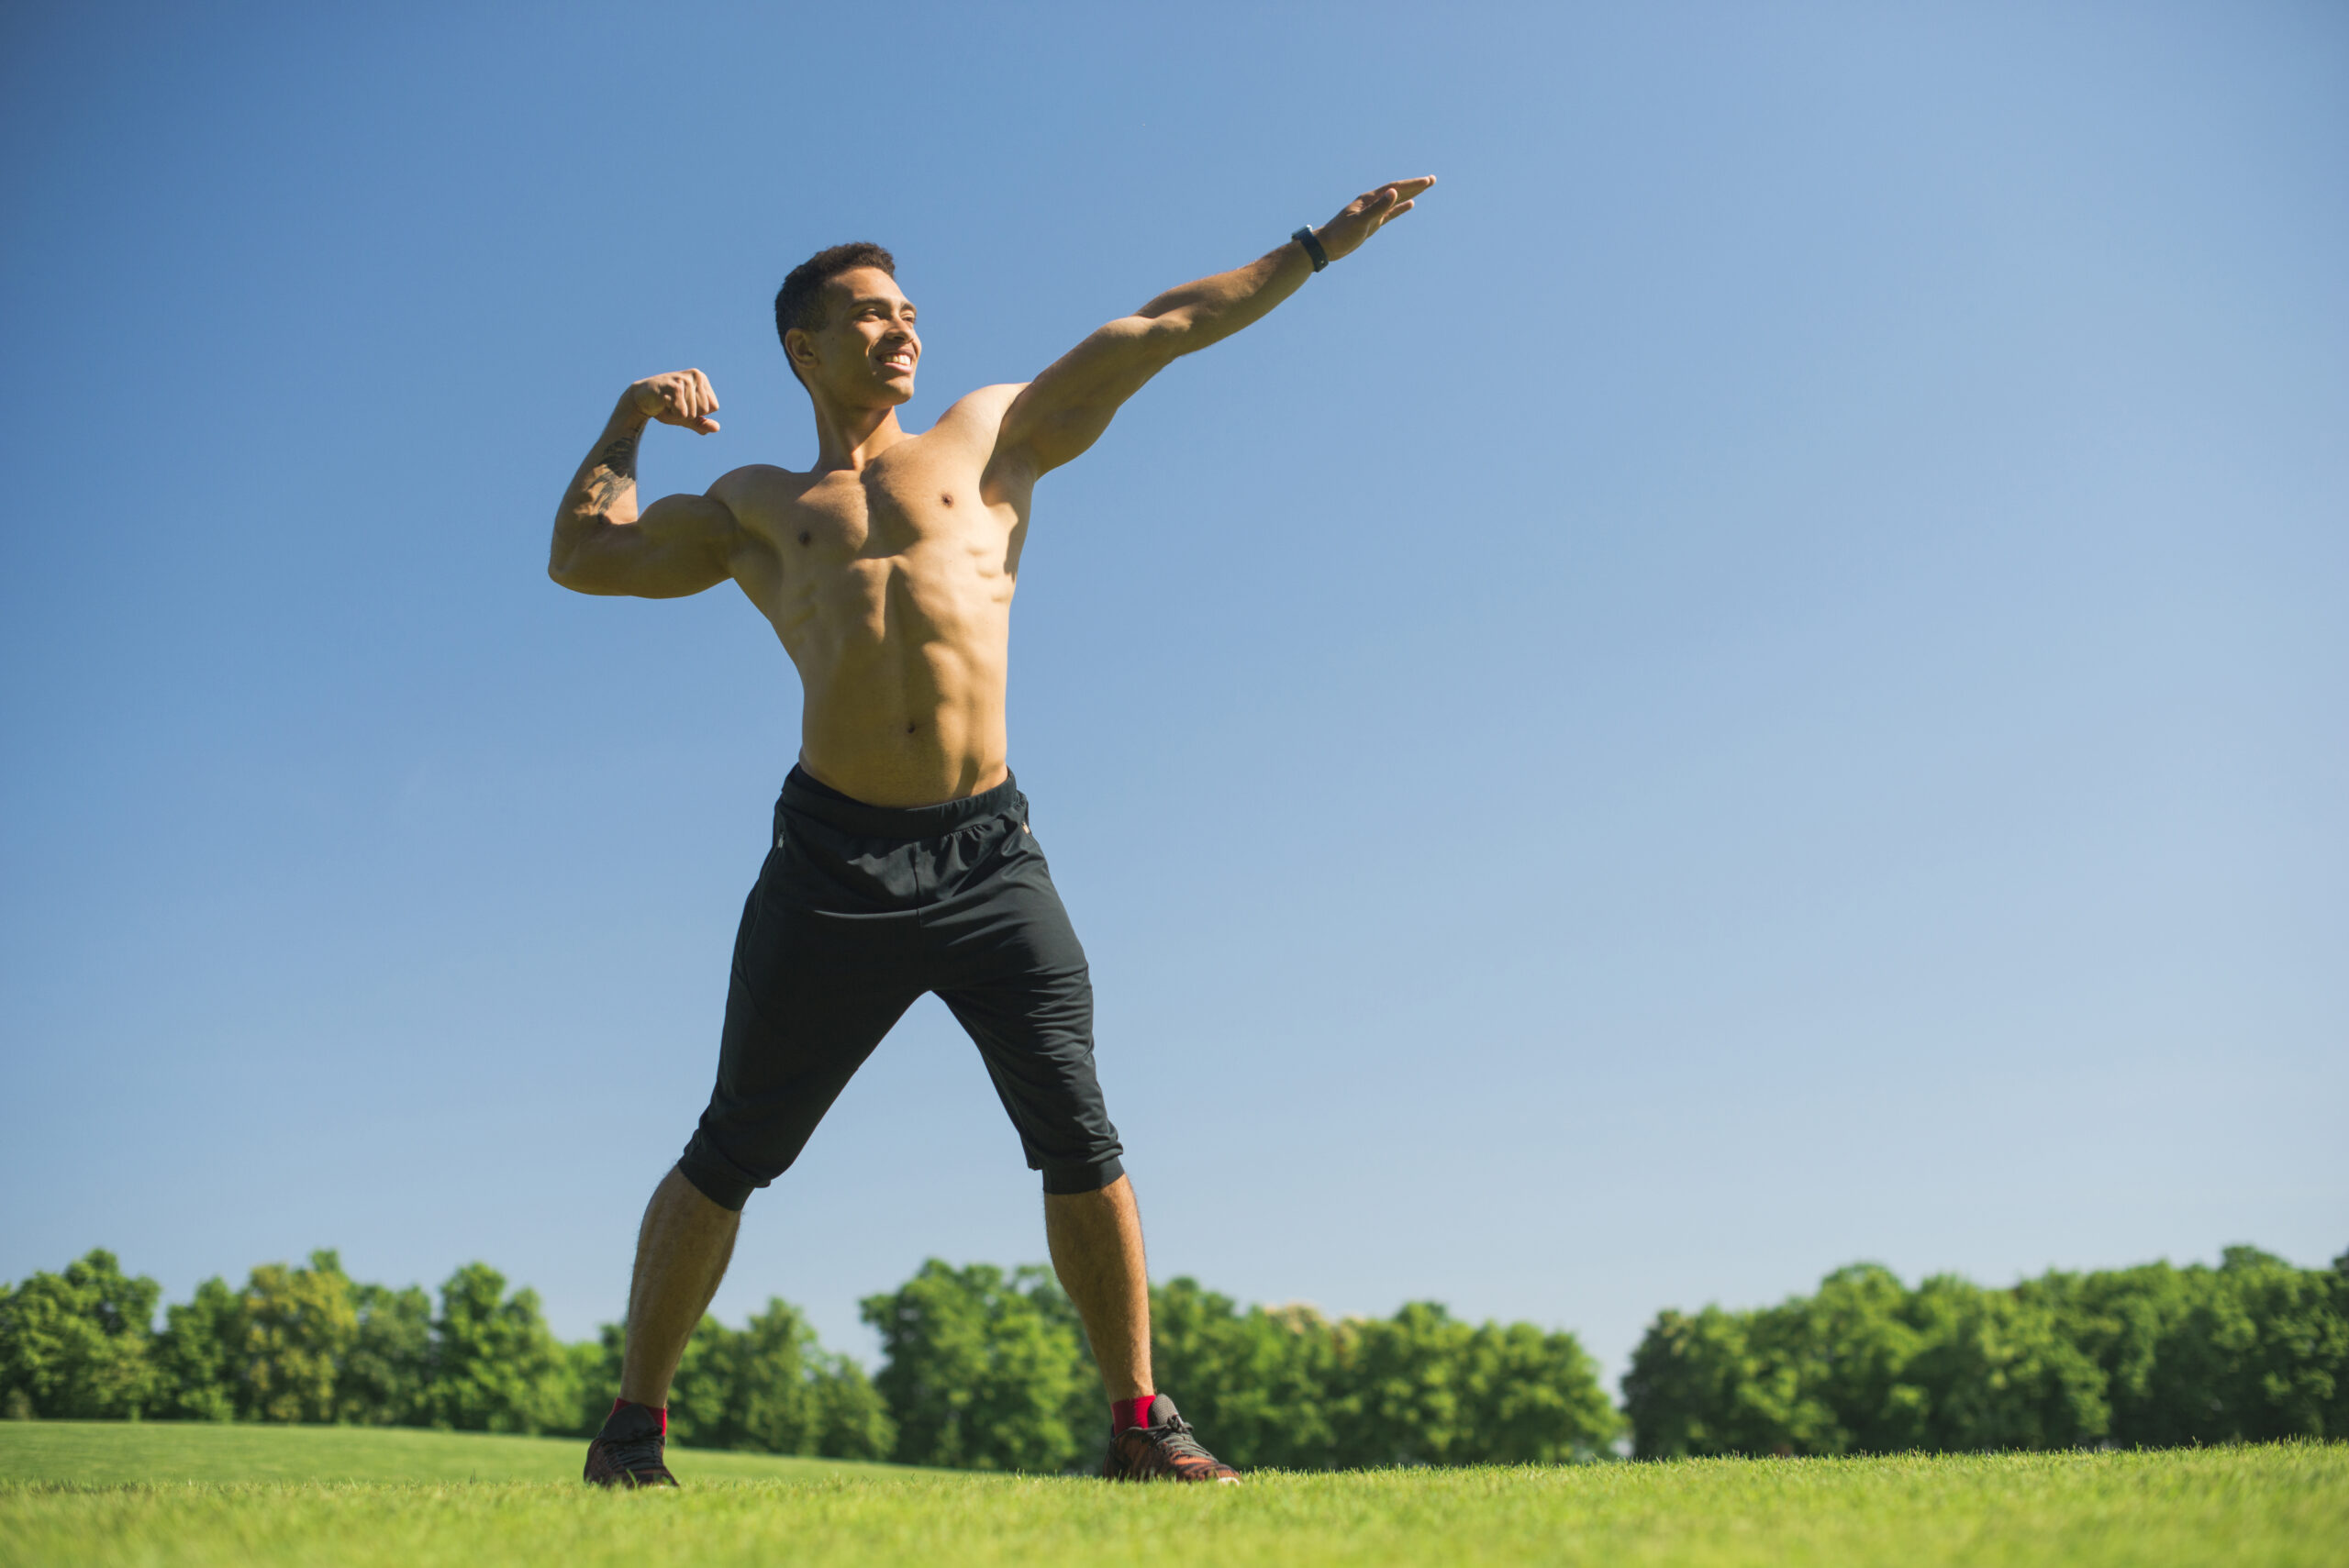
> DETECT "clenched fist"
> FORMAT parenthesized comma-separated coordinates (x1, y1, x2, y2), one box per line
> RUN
(629, 369, 720, 434)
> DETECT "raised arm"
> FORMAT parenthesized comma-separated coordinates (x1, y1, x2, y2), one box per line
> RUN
(986, 177, 1435, 486)
(548, 371, 740, 598)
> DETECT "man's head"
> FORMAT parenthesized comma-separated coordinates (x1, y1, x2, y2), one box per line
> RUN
(774, 242, 918, 406)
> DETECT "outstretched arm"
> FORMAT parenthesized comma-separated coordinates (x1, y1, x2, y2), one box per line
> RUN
(548, 371, 740, 598)
(987, 177, 1435, 485)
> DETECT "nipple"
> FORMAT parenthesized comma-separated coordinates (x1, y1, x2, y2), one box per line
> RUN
(798, 530, 812, 546)
(940, 492, 955, 507)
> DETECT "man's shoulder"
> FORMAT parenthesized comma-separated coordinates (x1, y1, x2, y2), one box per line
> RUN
(708, 462, 807, 501)
(928, 383, 1030, 439)
(704, 464, 817, 536)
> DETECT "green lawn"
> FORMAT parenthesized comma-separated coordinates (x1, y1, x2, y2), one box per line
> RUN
(0, 1420, 898, 1487)
(3, 1423, 2343, 1568)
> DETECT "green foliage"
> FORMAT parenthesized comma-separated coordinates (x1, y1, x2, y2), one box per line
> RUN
(1152, 1283, 1618, 1470)
(424, 1263, 577, 1434)
(14, 1240, 2337, 1479)
(148, 1257, 434, 1427)
(1623, 1248, 2349, 1457)
(1148, 1281, 1340, 1468)
(0, 1251, 161, 1418)
(340, 1281, 432, 1426)
(584, 1300, 895, 1460)
(233, 1251, 361, 1423)
(861, 1261, 1093, 1472)
(153, 1277, 241, 1422)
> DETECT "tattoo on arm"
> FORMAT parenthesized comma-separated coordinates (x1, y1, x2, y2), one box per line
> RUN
(582, 428, 640, 513)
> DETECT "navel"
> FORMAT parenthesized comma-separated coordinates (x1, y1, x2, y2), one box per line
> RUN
(797, 529, 812, 546)
(905, 722, 918, 735)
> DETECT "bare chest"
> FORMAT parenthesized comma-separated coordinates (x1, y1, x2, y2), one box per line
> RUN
(730, 456, 1024, 629)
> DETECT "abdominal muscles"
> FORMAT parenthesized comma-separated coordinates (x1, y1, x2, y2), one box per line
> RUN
(779, 540, 1016, 807)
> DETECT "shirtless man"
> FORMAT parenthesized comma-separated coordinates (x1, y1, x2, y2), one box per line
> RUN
(554, 177, 1434, 1486)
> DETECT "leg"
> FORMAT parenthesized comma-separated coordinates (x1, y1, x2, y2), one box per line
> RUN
(930, 801, 1239, 1481)
(618, 1165, 740, 1407)
(1045, 1174, 1151, 1401)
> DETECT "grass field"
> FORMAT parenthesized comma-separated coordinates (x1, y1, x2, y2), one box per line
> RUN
(2, 1424, 2343, 1568)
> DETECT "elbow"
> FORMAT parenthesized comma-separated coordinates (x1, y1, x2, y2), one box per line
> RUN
(1134, 314, 1195, 360)
(547, 522, 608, 595)
(547, 548, 602, 595)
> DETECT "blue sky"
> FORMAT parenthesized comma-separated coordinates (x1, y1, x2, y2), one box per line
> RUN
(3, 0, 2343, 1388)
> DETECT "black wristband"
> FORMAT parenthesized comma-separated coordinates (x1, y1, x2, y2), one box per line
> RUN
(1292, 226, 1329, 272)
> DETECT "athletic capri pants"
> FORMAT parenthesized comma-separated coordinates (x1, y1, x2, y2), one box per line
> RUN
(675, 765, 1124, 1209)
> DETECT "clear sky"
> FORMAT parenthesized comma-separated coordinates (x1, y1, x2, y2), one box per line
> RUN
(3, 1, 2343, 1388)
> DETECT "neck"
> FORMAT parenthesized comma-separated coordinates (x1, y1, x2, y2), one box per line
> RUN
(807, 391, 907, 473)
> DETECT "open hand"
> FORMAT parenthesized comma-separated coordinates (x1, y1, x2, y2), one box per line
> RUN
(629, 369, 720, 434)
(1312, 177, 1436, 263)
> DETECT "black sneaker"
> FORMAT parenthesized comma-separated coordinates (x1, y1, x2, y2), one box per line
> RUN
(1102, 1394, 1241, 1484)
(584, 1400, 678, 1488)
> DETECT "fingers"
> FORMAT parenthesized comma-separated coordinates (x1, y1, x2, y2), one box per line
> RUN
(662, 369, 719, 429)
(1348, 176, 1436, 217)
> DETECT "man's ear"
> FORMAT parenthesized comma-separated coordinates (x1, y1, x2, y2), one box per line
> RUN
(785, 327, 817, 379)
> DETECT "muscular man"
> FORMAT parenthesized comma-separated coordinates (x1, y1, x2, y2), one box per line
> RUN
(556, 177, 1433, 1486)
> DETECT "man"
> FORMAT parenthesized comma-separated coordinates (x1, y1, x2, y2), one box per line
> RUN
(551, 176, 1434, 1486)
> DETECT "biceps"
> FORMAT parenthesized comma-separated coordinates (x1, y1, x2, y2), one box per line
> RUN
(560, 493, 736, 598)
(1003, 317, 1180, 472)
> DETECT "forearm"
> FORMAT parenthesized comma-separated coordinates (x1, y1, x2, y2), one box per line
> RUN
(551, 392, 649, 578)
(1133, 238, 1318, 356)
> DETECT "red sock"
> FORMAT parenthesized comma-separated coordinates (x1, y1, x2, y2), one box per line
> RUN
(1111, 1395, 1156, 1433)
(608, 1396, 668, 1437)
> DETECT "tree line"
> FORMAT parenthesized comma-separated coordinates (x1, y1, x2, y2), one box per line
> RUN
(4, 1244, 2342, 1469)
(1624, 1246, 2349, 1456)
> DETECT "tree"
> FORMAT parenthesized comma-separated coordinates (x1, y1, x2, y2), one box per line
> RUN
(340, 1280, 432, 1426)
(862, 1261, 1091, 1472)
(1323, 1302, 1616, 1467)
(1148, 1280, 1340, 1469)
(424, 1263, 576, 1433)
(1906, 1273, 2109, 1451)
(576, 1301, 893, 1459)
(232, 1251, 360, 1423)
(0, 1251, 159, 1418)
(1449, 1317, 1620, 1462)
(728, 1296, 893, 1460)
(152, 1276, 240, 1421)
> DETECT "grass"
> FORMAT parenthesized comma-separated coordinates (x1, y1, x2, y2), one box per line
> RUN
(2, 1423, 2343, 1568)
(0, 1420, 896, 1487)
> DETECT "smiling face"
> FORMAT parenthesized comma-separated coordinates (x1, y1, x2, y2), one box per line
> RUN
(785, 267, 920, 408)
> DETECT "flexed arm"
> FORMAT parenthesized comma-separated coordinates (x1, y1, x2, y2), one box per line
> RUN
(549, 371, 740, 598)
(986, 177, 1435, 486)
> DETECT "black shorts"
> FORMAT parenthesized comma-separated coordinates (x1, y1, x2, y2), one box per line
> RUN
(675, 766, 1123, 1210)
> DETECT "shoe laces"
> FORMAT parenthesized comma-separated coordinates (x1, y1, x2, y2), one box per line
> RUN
(1149, 1412, 1215, 1463)
(601, 1429, 668, 1474)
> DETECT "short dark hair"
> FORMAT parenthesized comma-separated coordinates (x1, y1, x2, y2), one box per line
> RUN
(774, 242, 896, 351)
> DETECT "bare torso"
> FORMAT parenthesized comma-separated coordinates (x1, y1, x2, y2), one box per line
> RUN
(712, 386, 1036, 807)
(549, 182, 1432, 811)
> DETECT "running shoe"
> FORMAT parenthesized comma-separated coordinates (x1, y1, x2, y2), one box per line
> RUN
(1101, 1394, 1241, 1484)
(583, 1400, 679, 1488)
